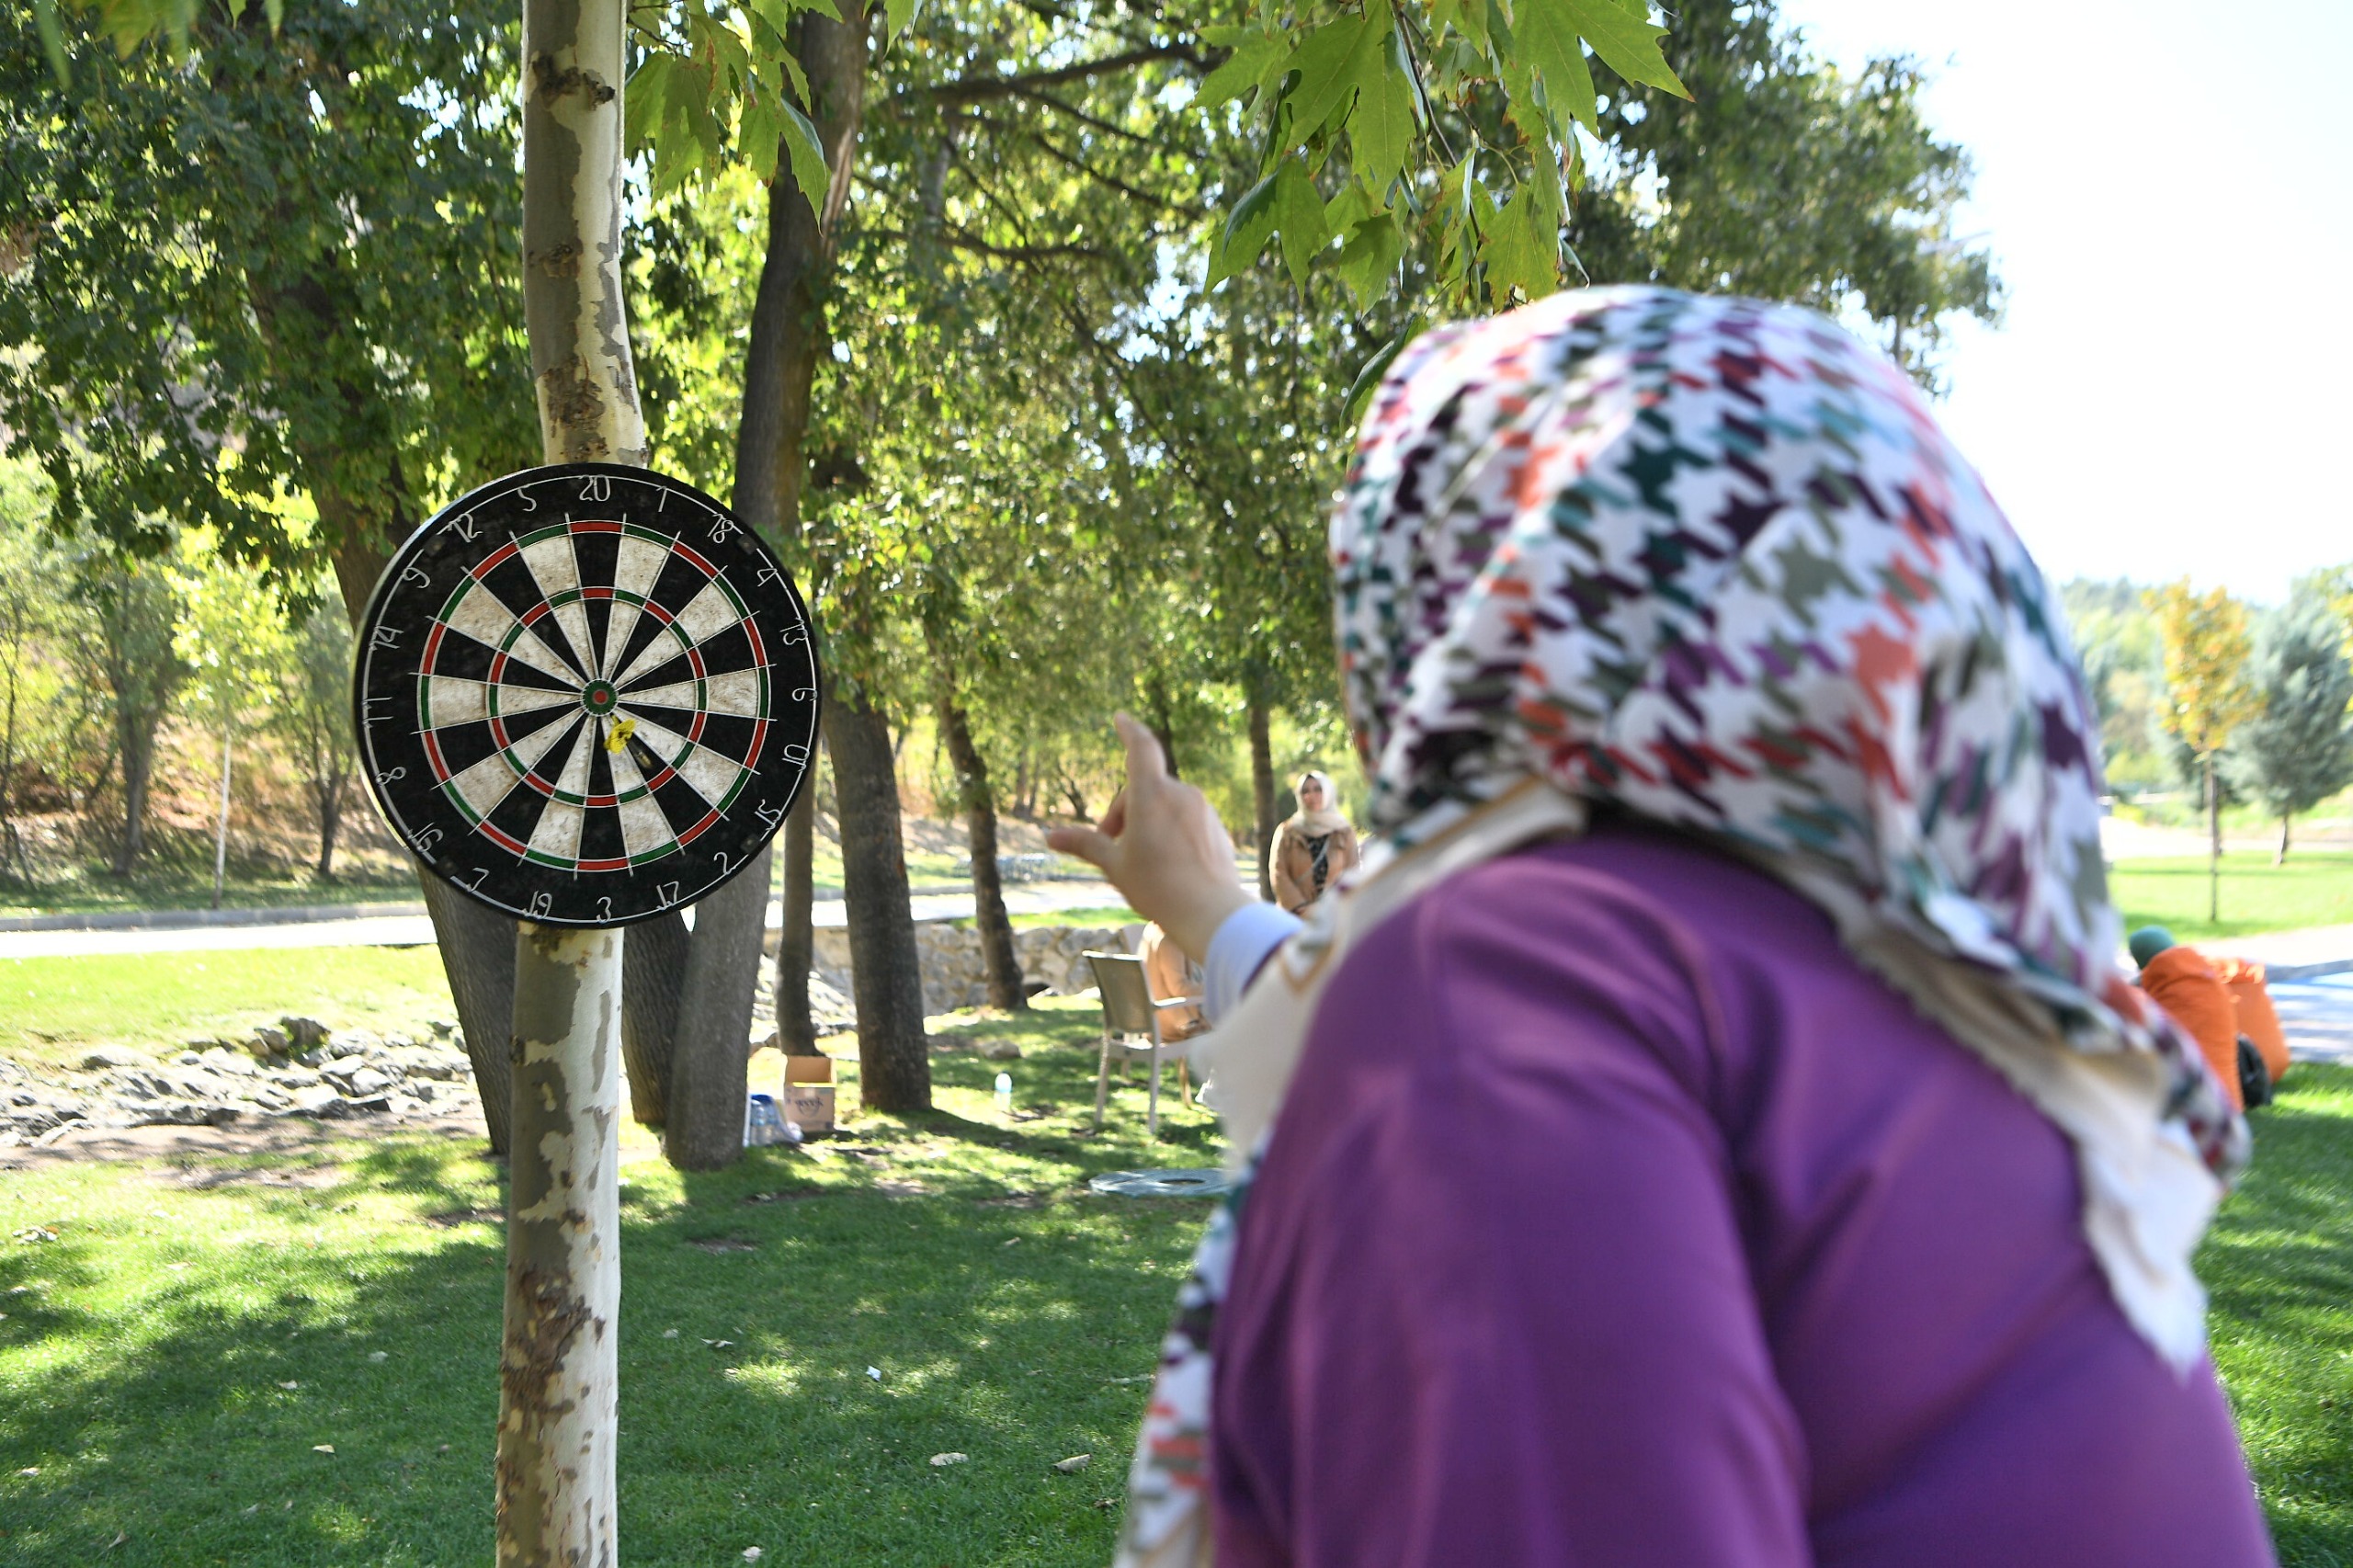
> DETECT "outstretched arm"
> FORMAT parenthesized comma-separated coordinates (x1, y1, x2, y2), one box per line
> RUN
(1046, 713, 1252, 965)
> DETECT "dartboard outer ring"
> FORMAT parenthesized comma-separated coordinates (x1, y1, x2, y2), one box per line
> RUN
(351, 462, 819, 928)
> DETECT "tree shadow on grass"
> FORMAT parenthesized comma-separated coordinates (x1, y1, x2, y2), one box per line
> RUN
(0, 1128, 1207, 1567)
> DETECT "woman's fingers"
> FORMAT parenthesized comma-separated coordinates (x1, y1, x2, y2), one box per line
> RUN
(1045, 822, 1117, 872)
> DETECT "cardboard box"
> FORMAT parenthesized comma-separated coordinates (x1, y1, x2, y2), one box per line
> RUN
(783, 1054, 835, 1134)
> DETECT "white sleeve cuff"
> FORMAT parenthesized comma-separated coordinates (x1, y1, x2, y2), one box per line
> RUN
(1205, 902, 1302, 1021)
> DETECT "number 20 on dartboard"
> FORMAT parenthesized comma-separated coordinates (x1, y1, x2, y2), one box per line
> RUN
(351, 463, 820, 927)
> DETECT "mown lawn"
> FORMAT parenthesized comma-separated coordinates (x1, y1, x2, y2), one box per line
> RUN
(0, 1001, 1215, 1566)
(2, 1012, 2347, 1564)
(2111, 852, 2353, 941)
(0, 948, 457, 1074)
(2204, 1062, 2353, 1563)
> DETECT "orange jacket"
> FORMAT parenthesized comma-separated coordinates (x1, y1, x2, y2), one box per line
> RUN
(2137, 947, 2245, 1112)
(2211, 956, 2290, 1085)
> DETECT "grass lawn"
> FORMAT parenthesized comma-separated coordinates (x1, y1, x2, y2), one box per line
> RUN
(0, 949, 457, 1073)
(2110, 852, 2353, 941)
(3, 1002, 2347, 1563)
(2203, 1063, 2353, 1562)
(0, 864, 424, 922)
(0, 1000, 1217, 1566)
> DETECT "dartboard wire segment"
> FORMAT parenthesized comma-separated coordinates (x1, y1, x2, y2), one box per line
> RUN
(353, 464, 819, 927)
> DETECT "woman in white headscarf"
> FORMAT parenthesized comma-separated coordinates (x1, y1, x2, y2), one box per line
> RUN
(1267, 770, 1358, 914)
(1052, 287, 2268, 1568)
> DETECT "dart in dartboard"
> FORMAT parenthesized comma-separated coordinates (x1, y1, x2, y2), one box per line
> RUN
(352, 462, 819, 926)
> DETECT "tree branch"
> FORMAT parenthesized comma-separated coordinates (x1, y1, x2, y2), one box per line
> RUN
(921, 43, 1203, 107)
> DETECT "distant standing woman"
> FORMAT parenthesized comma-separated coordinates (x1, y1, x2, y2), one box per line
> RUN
(1269, 772, 1358, 914)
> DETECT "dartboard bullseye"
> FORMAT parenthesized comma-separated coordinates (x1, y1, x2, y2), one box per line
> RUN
(352, 463, 819, 926)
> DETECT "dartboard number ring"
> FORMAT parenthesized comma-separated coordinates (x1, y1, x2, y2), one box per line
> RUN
(352, 462, 819, 927)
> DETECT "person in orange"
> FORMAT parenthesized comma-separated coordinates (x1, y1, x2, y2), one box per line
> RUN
(2129, 926, 2245, 1112)
(1138, 921, 1207, 1041)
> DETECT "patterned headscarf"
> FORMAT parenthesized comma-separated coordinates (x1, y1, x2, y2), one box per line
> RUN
(1115, 288, 2245, 1568)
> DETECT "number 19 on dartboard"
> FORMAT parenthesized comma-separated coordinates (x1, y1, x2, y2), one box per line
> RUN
(352, 463, 820, 927)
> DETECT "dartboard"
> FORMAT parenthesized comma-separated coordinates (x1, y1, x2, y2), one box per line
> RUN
(352, 463, 818, 927)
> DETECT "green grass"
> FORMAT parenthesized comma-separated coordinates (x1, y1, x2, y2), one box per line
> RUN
(1, 949, 457, 1071)
(2111, 852, 2353, 941)
(0, 863, 423, 922)
(2202, 1063, 2353, 1562)
(0, 1000, 1217, 1565)
(950, 904, 1139, 932)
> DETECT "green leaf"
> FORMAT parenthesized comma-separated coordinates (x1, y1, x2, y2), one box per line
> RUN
(1345, 331, 1411, 423)
(1481, 186, 1560, 303)
(1349, 28, 1417, 188)
(1274, 156, 1330, 287)
(1333, 211, 1404, 308)
(884, 0, 923, 43)
(1323, 178, 1376, 235)
(1197, 31, 1287, 114)
(1557, 0, 1688, 97)
(32, 0, 70, 86)
(1209, 169, 1281, 288)
(778, 97, 832, 216)
(625, 51, 676, 157)
(1282, 6, 1391, 153)
(1511, 0, 1599, 132)
(740, 89, 784, 184)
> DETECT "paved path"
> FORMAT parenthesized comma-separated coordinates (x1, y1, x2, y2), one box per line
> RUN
(0, 880, 1130, 960)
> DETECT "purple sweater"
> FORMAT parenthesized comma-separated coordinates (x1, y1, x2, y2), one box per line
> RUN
(1210, 824, 2273, 1567)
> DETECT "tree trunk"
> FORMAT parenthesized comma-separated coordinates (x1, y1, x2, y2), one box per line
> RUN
(727, 0, 870, 1081)
(933, 652, 1025, 1012)
(663, 844, 773, 1168)
(1147, 680, 1180, 780)
(111, 711, 157, 876)
(314, 783, 342, 880)
(212, 726, 233, 909)
(774, 791, 818, 1055)
(494, 925, 622, 1568)
(619, 911, 687, 1128)
(415, 877, 518, 1155)
(2205, 756, 2221, 925)
(2278, 812, 2290, 867)
(1248, 690, 1277, 903)
(497, 0, 636, 1556)
(826, 691, 931, 1111)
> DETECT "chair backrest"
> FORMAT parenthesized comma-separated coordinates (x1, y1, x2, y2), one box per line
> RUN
(1086, 951, 1159, 1035)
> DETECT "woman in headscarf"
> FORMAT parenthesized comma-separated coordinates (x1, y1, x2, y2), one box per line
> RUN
(1051, 288, 2270, 1568)
(1268, 771, 1359, 914)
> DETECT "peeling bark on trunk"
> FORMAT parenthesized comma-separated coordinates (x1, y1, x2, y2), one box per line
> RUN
(494, 925, 621, 1568)
(663, 844, 773, 1168)
(826, 692, 931, 1111)
(1248, 691, 1277, 903)
(498, 0, 638, 1556)
(933, 654, 1026, 1012)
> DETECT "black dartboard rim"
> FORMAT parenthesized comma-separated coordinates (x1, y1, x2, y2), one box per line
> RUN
(351, 462, 819, 927)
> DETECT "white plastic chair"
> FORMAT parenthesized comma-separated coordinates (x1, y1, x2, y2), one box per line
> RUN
(1085, 950, 1198, 1138)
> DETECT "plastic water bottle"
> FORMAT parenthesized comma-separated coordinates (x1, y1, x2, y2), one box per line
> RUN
(745, 1093, 785, 1147)
(994, 1072, 1014, 1117)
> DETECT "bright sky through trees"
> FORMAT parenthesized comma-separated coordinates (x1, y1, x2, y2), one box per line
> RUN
(1779, 0, 2352, 605)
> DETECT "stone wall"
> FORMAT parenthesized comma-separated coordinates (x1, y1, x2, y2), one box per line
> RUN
(787, 921, 1146, 1017)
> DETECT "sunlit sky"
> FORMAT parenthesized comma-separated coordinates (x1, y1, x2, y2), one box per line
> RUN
(1775, 0, 2353, 604)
